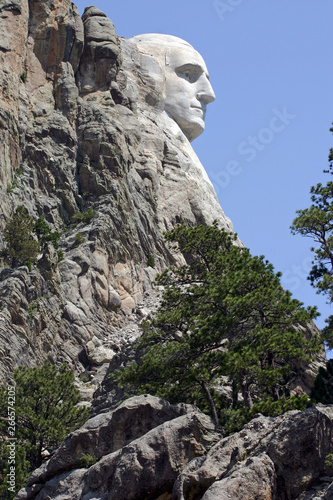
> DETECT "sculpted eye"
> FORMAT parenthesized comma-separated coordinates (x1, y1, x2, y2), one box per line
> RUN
(178, 69, 192, 81)
(176, 64, 203, 83)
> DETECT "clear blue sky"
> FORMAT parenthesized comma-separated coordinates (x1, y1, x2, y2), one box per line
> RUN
(75, 1, 333, 355)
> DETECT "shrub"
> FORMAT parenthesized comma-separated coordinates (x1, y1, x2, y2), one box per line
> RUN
(0, 362, 89, 495)
(2, 206, 39, 268)
(7, 169, 23, 193)
(57, 249, 64, 261)
(76, 453, 99, 468)
(28, 301, 37, 318)
(220, 395, 309, 435)
(70, 208, 95, 226)
(73, 233, 85, 248)
(0, 443, 29, 499)
(326, 453, 333, 471)
(147, 254, 155, 268)
(34, 216, 61, 249)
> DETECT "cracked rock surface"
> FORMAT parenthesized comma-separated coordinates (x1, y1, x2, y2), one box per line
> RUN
(0, 0, 233, 388)
(16, 399, 333, 500)
(1, 3, 331, 499)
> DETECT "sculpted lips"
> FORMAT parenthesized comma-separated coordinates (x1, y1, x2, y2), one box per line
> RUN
(191, 105, 206, 115)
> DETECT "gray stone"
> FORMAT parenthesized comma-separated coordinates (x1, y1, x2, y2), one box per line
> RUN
(77, 6, 122, 93)
(81, 6, 107, 22)
(108, 285, 122, 310)
(173, 412, 280, 500)
(87, 345, 116, 365)
(0, 8, 327, 499)
(23, 396, 217, 485)
(54, 62, 79, 124)
(19, 395, 219, 500)
(201, 454, 276, 500)
(174, 405, 333, 500)
(266, 405, 333, 499)
(16, 400, 333, 500)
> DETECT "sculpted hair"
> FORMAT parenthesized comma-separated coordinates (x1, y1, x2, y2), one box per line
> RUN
(129, 33, 194, 67)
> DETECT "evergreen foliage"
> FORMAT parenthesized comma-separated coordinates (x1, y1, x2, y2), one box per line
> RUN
(114, 222, 320, 428)
(73, 232, 85, 248)
(76, 453, 99, 468)
(70, 208, 95, 226)
(2, 206, 39, 268)
(311, 359, 333, 404)
(34, 216, 61, 249)
(1, 209, 64, 270)
(325, 453, 333, 472)
(57, 249, 64, 262)
(291, 126, 333, 348)
(0, 443, 29, 499)
(147, 254, 155, 268)
(7, 168, 23, 194)
(220, 394, 309, 435)
(0, 362, 89, 496)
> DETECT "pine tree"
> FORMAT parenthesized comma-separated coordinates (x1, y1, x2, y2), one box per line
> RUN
(2, 206, 39, 268)
(34, 215, 61, 249)
(0, 362, 89, 496)
(114, 222, 320, 427)
(311, 359, 333, 404)
(291, 126, 333, 348)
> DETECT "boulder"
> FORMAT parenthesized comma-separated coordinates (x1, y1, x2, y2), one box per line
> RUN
(174, 405, 333, 500)
(16, 401, 333, 500)
(17, 395, 220, 500)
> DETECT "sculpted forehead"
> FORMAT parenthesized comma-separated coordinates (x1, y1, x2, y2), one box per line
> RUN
(130, 33, 196, 63)
(130, 33, 192, 48)
(129, 33, 209, 78)
(166, 46, 209, 75)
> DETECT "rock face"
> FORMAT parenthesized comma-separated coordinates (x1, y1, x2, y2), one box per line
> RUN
(0, 0, 325, 400)
(16, 397, 333, 500)
(0, 0, 234, 385)
(174, 404, 333, 500)
(0, 3, 331, 499)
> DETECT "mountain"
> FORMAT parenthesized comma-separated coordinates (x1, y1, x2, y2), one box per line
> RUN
(0, 0, 232, 385)
(0, 2, 331, 499)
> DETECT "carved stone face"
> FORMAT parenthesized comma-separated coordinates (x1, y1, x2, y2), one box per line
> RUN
(164, 46, 215, 142)
(129, 34, 215, 142)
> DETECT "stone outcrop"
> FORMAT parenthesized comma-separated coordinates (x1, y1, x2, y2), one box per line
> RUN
(0, 0, 324, 399)
(0, 2, 331, 499)
(174, 404, 333, 499)
(0, 0, 234, 386)
(16, 397, 333, 500)
(16, 395, 221, 500)
(78, 7, 122, 93)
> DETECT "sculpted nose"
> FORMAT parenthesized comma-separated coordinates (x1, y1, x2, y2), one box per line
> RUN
(197, 76, 216, 104)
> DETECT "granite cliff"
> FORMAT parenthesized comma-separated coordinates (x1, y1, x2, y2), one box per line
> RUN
(0, 0, 232, 387)
(0, 1, 331, 499)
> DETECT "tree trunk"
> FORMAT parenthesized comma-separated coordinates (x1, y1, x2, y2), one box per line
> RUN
(232, 379, 238, 409)
(240, 379, 253, 408)
(199, 380, 219, 427)
(36, 441, 44, 468)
